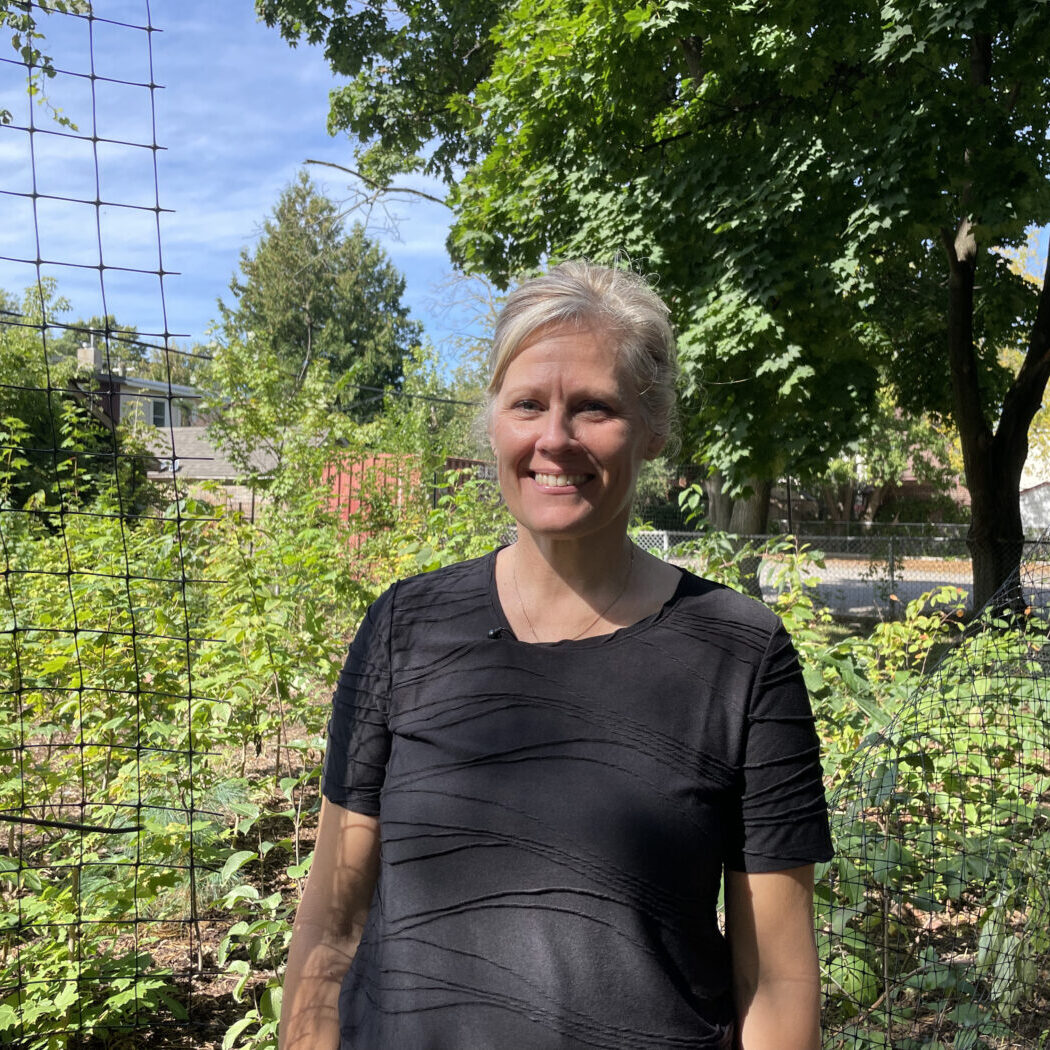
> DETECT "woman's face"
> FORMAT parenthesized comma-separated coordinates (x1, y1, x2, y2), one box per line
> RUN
(489, 326, 662, 543)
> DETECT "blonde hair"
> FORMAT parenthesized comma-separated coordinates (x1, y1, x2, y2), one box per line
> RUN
(486, 260, 679, 450)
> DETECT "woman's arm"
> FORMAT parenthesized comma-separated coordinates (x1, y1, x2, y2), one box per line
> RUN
(724, 865, 821, 1050)
(279, 798, 381, 1050)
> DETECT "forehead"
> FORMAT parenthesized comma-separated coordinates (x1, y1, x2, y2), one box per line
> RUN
(501, 326, 627, 389)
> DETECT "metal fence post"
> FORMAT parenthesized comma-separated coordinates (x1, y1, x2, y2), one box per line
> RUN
(888, 535, 896, 619)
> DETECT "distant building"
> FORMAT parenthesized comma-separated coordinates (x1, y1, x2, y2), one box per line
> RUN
(144, 425, 278, 518)
(74, 342, 200, 429)
(1021, 481, 1050, 534)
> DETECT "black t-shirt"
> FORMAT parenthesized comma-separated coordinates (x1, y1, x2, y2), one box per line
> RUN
(323, 551, 833, 1049)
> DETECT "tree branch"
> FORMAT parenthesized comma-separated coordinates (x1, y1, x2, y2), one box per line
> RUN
(939, 223, 977, 278)
(998, 248, 1050, 448)
(304, 159, 449, 207)
(939, 226, 960, 275)
(940, 218, 991, 464)
(969, 32, 992, 88)
(677, 36, 704, 81)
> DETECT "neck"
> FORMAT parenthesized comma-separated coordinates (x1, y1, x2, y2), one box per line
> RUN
(512, 525, 635, 594)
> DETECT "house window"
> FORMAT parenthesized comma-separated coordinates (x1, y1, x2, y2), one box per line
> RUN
(152, 399, 167, 427)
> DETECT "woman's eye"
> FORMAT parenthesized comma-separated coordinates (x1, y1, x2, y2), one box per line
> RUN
(513, 399, 541, 412)
(580, 401, 612, 415)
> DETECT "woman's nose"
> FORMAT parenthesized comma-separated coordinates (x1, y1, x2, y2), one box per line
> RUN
(537, 408, 575, 451)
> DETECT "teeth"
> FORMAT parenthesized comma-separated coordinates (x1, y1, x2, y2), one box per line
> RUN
(534, 472, 588, 487)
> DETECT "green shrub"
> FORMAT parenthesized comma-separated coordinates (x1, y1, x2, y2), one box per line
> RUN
(4, 495, 1048, 1049)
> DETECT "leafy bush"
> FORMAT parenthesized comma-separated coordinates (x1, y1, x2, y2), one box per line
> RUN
(671, 535, 1050, 1047)
(3, 491, 1048, 1048)
(0, 479, 371, 1048)
(396, 467, 512, 574)
(816, 602, 1050, 1047)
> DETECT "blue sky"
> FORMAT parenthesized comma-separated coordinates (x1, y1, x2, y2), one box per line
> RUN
(0, 0, 483, 359)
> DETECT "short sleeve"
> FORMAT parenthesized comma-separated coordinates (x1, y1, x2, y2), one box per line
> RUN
(321, 586, 395, 816)
(728, 622, 834, 872)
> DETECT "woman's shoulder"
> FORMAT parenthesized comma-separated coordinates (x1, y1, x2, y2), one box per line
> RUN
(392, 550, 495, 599)
(364, 551, 496, 633)
(356, 552, 498, 662)
(672, 565, 780, 622)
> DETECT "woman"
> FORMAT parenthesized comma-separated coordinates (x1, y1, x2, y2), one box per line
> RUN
(280, 261, 833, 1050)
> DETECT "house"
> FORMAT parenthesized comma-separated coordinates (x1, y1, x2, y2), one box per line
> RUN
(144, 425, 278, 518)
(1021, 481, 1050, 534)
(74, 342, 200, 429)
(1019, 438, 1050, 533)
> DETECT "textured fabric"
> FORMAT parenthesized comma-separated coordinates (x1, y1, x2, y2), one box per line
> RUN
(323, 551, 833, 1049)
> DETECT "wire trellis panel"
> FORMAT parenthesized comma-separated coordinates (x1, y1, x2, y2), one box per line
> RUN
(0, 4, 228, 1047)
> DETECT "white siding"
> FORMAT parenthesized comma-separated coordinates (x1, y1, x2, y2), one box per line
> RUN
(1020, 483, 1050, 532)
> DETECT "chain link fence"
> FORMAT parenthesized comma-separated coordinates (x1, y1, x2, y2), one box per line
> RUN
(633, 529, 1047, 618)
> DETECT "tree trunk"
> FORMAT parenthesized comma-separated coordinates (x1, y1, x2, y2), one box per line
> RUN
(820, 482, 853, 523)
(942, 220, 1050, 612)
(702, 470, 735, 531)
(862, 482, 891, 523)
(939, 36, 1050, 613)
(729, 480, 772, 535)
(967, 452, 1026, 612)
(729, 479, 772, 599)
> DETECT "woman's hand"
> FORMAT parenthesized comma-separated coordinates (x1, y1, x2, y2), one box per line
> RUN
(725, 865, 821, 1050)
(279, 798, 381, 1050)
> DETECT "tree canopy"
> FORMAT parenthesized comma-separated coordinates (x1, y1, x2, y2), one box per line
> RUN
(215, 172, 422, 422)
(260, 0, 1050, 605)
(207, 174, 425, 491)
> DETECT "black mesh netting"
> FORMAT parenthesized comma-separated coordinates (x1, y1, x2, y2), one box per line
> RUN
(1, 3, 231, 1046)
(819, 543, 1050, 1048)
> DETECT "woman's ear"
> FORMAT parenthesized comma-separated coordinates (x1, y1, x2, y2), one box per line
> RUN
(645, 431, 667, 461)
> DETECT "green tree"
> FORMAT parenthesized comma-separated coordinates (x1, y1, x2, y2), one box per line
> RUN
(257, 0, 882, 533)
(0, 282, 154, 513)
(259, 0, 1050, 608)
(808, 387, 963, 525)
(216, 172, 422, 422)
(0, 282, 69, 506)
(204, 325, 351, 506)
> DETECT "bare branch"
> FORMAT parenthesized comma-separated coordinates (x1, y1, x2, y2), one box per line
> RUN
(305, 158, 449, 207)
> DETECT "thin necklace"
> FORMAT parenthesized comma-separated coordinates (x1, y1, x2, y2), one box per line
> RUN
(512, 545, 635, 642)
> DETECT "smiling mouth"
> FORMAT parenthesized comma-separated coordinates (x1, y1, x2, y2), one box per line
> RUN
(532, 471, 591, 487)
